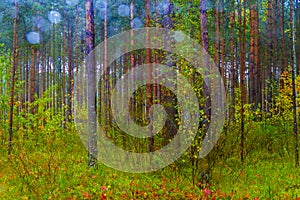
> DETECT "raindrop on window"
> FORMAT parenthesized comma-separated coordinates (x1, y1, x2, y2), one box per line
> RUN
(26, 31, 40, 44)
(173, 31, 185, 43)
(156, 1, 169, 15)
(66, 0, 79, 6)
(98, 7, 111, 21)
(7, 0, 19, 6)
(107, 26, 119, 37)
(131, 17, 143, 29)
(33, 16, 51, 32)
(48, 10, 61, 24)
(118, 4, 130, 17)
(95, 0, 106, 11)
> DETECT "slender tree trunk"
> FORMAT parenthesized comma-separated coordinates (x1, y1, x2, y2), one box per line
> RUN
(239, 0, 246, 162)
(296, 0, 300, 74)
(280, 0, 287, 89)
(130, 1, 135, 119)
(290, 0, 299, 167)
(68, 22, 74, 122)
(145, 0, 154, 152)
(8, 0, 18, 157)
(62, 12, 67, 127)
(200, 0, 210, 128)
(200, 0, 211, 184)
(86, 0, 97, 167)
(249, 0, 259, 109)
(215, 0, 220, 72)
(267, 0, 273, 113)
(104, 0, 110, 129)
(220, 0, 225, 86)
(230, 0, 236, 122)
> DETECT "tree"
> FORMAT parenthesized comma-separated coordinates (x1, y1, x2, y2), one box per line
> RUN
(239, 0, 246, 162)
(229, 0, 236, 122)
(86, 0, 97, 167)
(280, 0, 287, 89)
(200, 0, 211, 184)
(8, 0, 18, 157)
(249, 0, 259, 109)
(145, 0, 154, 152)
(290, 0, 299, 167)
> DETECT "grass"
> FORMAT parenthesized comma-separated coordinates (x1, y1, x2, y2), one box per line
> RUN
(0, 123, 299, 199)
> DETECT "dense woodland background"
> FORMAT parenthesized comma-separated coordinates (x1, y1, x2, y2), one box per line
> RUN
(0, 0, 300, 199)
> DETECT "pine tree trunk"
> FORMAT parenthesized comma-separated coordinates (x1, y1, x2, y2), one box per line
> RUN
(239, 0, 246, 162)
(86, 0, 97, 167)
(145, 0, 154, 152)
(68, 22, 74, 122)
(290, 0, 299, 167)
(8, 0, 18, 157)
(249, 0, 259, 109)
(280, 0, 287, 89)
(230, 0, 236, 122)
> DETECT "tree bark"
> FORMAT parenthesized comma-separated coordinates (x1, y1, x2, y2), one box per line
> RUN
(230, 0, 236, 122)
(8, 0, 18, 157)
(68, 22, 74, 122)
(249, 0, 259, 109)
(145, 0, 154, 152)
(290, 0, 299, 167)
(280, 0, 287, 89)
(239, 0, 246, 162)
(86, 0, 97, 167)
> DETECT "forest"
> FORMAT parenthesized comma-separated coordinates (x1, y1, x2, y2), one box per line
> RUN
(0, 0, 300, 199)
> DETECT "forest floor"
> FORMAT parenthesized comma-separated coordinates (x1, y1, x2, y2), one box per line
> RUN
(0, 126, 300, 199)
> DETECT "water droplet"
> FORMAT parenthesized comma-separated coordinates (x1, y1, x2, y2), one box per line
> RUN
(156, 1, 169, 15)
(66, 0, 79, 6)
(95, 0, 106, 11)
(131, 17, 143, 29)
(107, 26, 119, 37)
(174, 31, 185, 43)
(7, 0, 19, 6)
(26, 31, 40, 44)
(33, 16, 51, 32)
(118, 4, 130, 17)
(48, 10, 61, 24)
(98, 8, 111, 21)
(39, 18, 51, 32)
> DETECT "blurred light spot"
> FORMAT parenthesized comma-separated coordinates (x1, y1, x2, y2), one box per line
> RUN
(66, 0, 79, 6)
(107, 26, 119, 37)
(118, 4, 130, 17)
(48, 10, 61, 24)
(156, 2, 169, 15)
(174, 31, 185, 43)
(98, 8, 111, 21)
(131, 17, 143, 29)
(95, 0, 106, 11)
(33, 16, 51, 32)
(26, 31, 40, 44)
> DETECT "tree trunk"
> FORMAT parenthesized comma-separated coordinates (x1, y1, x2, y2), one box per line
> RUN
(249, 0, 259, 109)
(200, 0, 211, 185)
(68, 22, 74, 122)
(280, 0, 286, 89)
(296, 0, 300, 75)
(145, 0, 154, 152)
(267, 0, 273, 113)
(215, 0, 220, 72)
(230, 0, 236, 122)
(290, 0, 299, 167)
(239, 0, 246, 162)
(86, 0, 97, 167)
(8, 0, 18, 157)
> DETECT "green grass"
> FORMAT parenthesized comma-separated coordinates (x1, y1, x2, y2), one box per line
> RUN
(0, 124, 299, 199)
